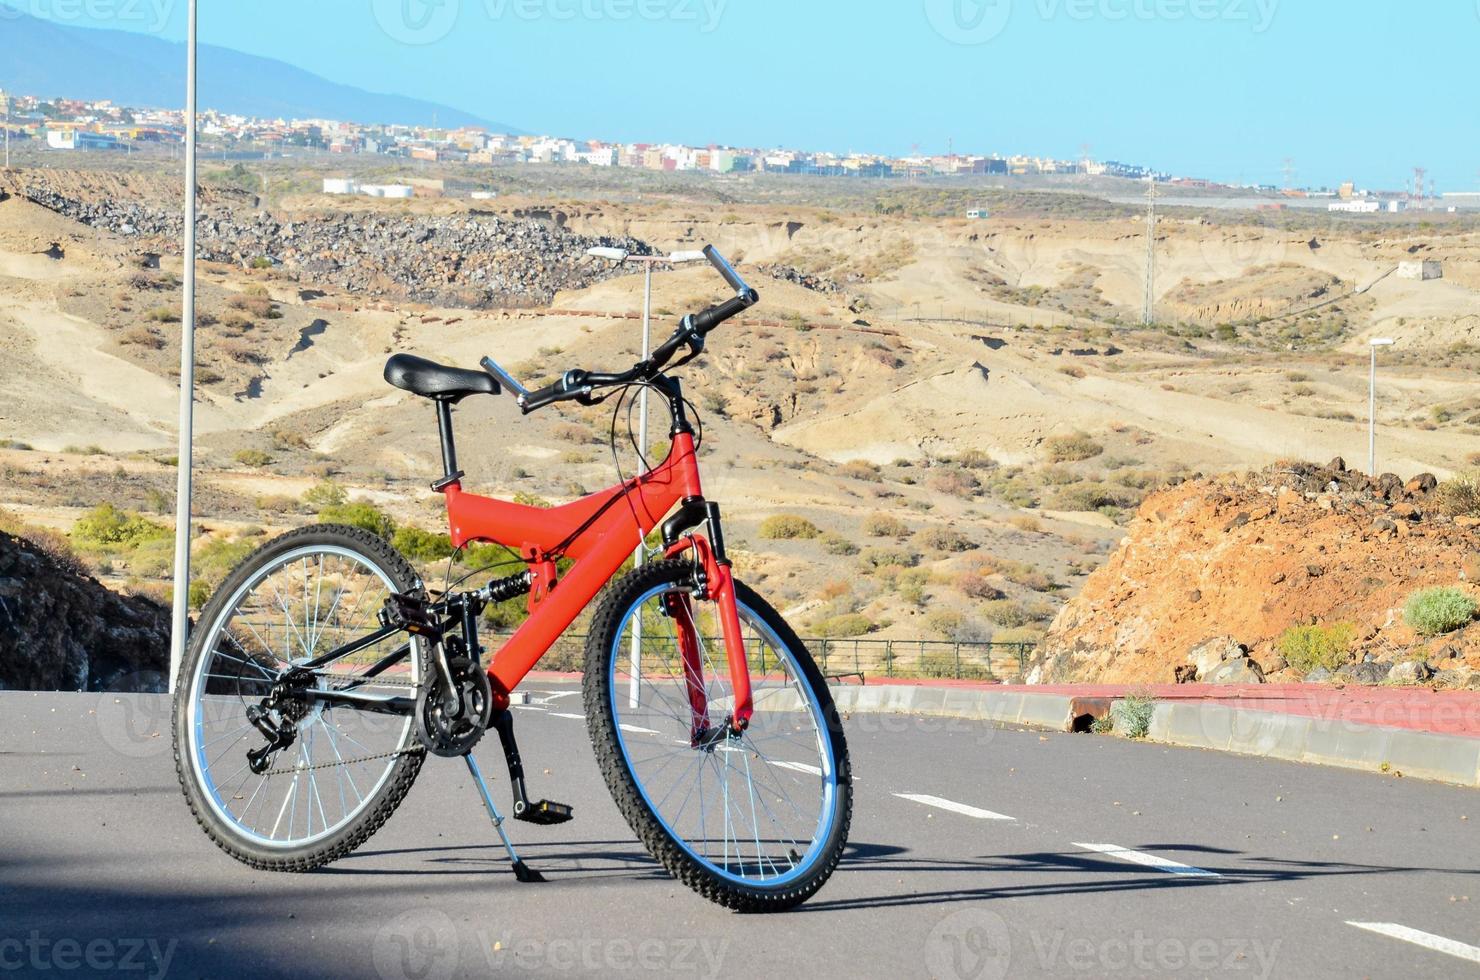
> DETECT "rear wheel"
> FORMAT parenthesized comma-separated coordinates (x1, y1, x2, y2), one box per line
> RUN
(583, 559, 852, 912)
(172, 525, 426, 871)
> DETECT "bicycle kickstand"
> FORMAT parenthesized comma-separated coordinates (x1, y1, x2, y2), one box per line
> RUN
(464, 753, 544, 883)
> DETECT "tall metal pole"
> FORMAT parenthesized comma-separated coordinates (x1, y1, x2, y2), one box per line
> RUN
(1368, 345, 1377, 478)
(1142, 176, 1157, 325)
(628, 261, 654, 709)
(168, 0, 199, 694)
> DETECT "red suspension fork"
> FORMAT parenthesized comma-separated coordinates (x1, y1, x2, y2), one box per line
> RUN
(664, 535, 754, 731)
(663, 592, 712, 743)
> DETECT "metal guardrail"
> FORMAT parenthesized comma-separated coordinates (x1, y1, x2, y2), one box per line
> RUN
(525, 633, 1033, 683)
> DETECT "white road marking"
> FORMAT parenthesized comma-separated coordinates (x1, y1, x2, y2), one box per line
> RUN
(509, 705, 547, 712)
(619, 724, 662, 735)
(1345, 922, 1480, 964)
(1071, 842, 1220, 878)
(537, 691, 580, 701)
(894, 793, 1014, 821)
(550, 712, 586, 721)
(771, 761, 823, 776)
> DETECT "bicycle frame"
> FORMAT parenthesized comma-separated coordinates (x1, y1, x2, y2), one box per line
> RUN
(440, 409, 754, 730)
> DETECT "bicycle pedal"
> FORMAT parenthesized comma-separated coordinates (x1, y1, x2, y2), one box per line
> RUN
(380, 592, 443, 643)
(515, 799, 573, 825)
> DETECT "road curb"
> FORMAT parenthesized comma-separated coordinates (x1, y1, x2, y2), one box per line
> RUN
(825, 684, 1480, 788)
(829, 685, 1079, 731)
(1147, 701, 1480, 788)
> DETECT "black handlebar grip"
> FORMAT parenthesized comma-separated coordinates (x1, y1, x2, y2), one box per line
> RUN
(691, 294, 755, 335)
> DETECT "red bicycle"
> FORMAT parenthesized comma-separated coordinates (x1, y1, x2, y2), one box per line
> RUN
(172, 247, 853, 911)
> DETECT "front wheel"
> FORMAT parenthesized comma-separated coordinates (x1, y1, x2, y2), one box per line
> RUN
(583, 559, 852, 912)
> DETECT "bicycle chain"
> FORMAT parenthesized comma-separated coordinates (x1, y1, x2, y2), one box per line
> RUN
(257, 746, 424, 778)
(311, 671, 420, 689)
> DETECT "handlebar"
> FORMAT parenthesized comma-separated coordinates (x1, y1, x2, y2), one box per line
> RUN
(481, 244, 757, 415)
(704, 244, 747, 293)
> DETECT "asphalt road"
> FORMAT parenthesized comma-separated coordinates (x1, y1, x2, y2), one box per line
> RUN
(2, 687, 1478, 979)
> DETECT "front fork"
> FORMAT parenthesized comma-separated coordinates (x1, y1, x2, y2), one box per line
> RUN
(664, 527, 754, 737)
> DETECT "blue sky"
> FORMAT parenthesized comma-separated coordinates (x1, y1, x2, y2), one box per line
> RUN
(15, 0, 1480, 190)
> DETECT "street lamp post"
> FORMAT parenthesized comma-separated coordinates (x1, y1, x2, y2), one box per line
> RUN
(169, 0, 199, 694)
(585, 247, 705, 707)
(1368, 337, 1394, 477)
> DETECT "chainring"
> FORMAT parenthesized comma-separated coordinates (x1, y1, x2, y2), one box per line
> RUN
(416, 656, 493, 757)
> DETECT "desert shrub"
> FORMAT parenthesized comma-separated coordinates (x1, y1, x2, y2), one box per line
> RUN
(193, 536, 257, 587)
(218, 338, 265, 364)
(146, 306, 180, 323)
(1002, 562, 1054, 592)
(255, 494, 298, 514)
(188, 579, 213, 609)
(393, 525, 456, 563)
(553, 423, 594, 444)
(758, 514, 820, 540)
(302, 479, 348, 508)
(927, 467, 980, 497)
(818, 532, 859, 556)
(839, 460, 882, 482)
(272, 429, 309, 451)
(861, 512, 910, 538)
(513, 491, 552, 509)
(924, 609, 964, 638)
(120, 326, 165, 349)
(71, 504, 170, 548)
(1277, 622, 1355, 673)
(955, 572, 1005, 600)
(859, 546, 918, 569)
(217, 312, 254, 336)
(981, 599, 1032, 628)
(953, 449, 995, 470)
(915, 526, 972, 552)
(233, 449, 271, 468)
(1110, 694, 1156, 739)
(1044, 432, 1104, 463)
(1049, 483, 1135, 512)
(318, 502, 395, 540)
(809, 613, 876, 637)
(1403, 587, 1478, 637)
(1434, 470, 1480, 518)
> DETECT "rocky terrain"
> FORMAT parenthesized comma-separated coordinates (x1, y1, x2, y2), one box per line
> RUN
(0, 528, 170, 692)
(3, 173, 652, 307)
(1031, 460, 1480, 687)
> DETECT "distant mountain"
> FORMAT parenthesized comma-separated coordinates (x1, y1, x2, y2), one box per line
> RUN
(0, 9, 518, 132)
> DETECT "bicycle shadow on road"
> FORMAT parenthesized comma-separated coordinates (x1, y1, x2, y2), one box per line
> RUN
(323, 839, 671, 882)
(798, 841, 1480, 913)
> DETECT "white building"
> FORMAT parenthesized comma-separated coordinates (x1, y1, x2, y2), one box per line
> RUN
(1397, 260, 1443, 281)
(1328, 200, 1380, 213)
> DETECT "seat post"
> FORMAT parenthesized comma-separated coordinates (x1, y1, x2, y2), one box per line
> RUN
(433, 398, 463, 490)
